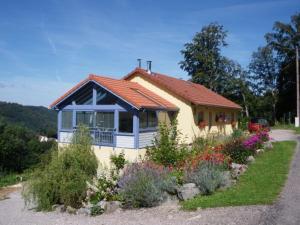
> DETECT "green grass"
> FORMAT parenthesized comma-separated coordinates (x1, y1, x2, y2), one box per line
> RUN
(272, 123, 300, 134)
(182, 141, 297, 210)
(0, 173, 22, 188)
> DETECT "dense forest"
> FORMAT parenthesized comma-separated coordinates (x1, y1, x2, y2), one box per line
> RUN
(0, 101, 57, 137)
(0, 101, 57, 173)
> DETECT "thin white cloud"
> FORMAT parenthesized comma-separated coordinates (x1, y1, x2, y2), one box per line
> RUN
(46, 34, 57, 55)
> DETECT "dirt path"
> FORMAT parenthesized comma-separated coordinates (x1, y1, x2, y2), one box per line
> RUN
(0, 190, 268, 225)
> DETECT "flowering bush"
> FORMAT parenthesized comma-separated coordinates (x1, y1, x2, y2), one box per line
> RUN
(179, 145, 231, 171)
(223, 138, 253, 164)
(243, 130, 270, 150)
(118, 162, 177, 208)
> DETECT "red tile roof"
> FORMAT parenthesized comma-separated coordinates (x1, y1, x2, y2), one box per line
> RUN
(50, 74, 178, 110)
(124, 68, 242, 109)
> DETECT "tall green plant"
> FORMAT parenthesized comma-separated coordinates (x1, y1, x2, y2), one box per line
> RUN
(146, 120, 188, 167)
(22, 125, 98, 210)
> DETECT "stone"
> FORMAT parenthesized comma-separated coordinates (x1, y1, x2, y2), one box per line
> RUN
(97, 200, 108, 209)
(263, 141, 273, 149)
(256, 149, 265, 154)
(231, 163, 248, 179)
(104, 201, 121, 214)
(162, 192, 179, 205)
(247, 156, 255, 164)
(52, 204, 59, 211)
(66, 206, 77, 214)
(55, 205, 66, 213)
(77, 207, 91, 216)
(177, 183, 200, 201)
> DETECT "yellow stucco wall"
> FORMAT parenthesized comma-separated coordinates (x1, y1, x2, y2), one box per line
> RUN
(58, 143, 146, 169)
(128, 74, 239, 143)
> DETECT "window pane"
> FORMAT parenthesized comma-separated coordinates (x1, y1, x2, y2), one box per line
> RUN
(61, 111, 73, 129)
(76, 89, 93, 105)
(148, 111, 157, 128)
(119, 112, 133, 133)
(96, 89, 117, 105)
(96, 112, 114, 130)
(197, 111, 204, 123)
(76, 111, 94, 127)
(139, 112, 147, 129)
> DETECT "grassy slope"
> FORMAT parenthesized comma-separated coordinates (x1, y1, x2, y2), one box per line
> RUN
(182, 141, 297, 210)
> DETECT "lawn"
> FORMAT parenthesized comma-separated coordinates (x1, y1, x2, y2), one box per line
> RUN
(182, 141, 297, 210)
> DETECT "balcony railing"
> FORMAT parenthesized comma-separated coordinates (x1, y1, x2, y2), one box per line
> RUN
(74, 127, 115, 146)
(91, 129, 114, 146)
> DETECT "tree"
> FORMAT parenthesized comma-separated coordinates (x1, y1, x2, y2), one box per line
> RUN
(265, 13, 300, 120)
(179, 23, 229, 92)
(265, 13, 300, 62)
(249, 46, 279, 121)
(0, 123, 56, 173)
(179, 23, 254, 118)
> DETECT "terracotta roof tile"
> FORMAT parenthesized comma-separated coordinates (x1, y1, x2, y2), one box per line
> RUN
(50, 74, 178, 110)
(124, 68, 242, 109)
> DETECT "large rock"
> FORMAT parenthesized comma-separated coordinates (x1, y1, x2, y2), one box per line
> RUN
(263, 141, 273, 149)
(256, 149, 264, 154)
(162, 192, 179, 205)
(231, 163, 248, 179)
(246, 156, 255, 164)
(97, 200, 121, 214)
(177, 183, 200, 201)
(77, 207, 91, 216)
(105, 201, 121, 213)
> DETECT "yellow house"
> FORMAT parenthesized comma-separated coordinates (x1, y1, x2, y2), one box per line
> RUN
(50, 67, 241, 166)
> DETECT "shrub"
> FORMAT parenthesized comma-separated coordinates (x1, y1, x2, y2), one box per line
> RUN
(22, 126, 98, 211)
(146, 120, 189, 167)
(185, 161, 228, 195)
(90, 205, 104, 216)
(231, 129, 244, 139)
(118, 162, 177, 208)
(223, 138, 253, 164)
(89, 174, 119, 204)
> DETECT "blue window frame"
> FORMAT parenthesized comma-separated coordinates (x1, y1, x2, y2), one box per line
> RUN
(139, 110, 157, 130)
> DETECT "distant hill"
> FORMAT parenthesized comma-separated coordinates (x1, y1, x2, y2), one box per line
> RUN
(0, 101, 57, 136)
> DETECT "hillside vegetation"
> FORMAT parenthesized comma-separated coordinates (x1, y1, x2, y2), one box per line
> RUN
(0, 101, 56, 136)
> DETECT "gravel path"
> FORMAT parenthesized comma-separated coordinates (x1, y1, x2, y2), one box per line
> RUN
(0, 191, 267, 225)
(258, 129, 300, 225)
(0, 129, 297, 225)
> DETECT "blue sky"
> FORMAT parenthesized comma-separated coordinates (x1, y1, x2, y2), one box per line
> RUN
(0, 0, 299, 106)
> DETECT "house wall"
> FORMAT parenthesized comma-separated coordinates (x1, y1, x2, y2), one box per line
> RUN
(128, 75, 239, 143)
(58, 143, 146, 168)
(139, 131, 157, 148)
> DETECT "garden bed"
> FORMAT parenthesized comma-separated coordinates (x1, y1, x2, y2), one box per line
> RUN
(182, 141, 296, 210)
